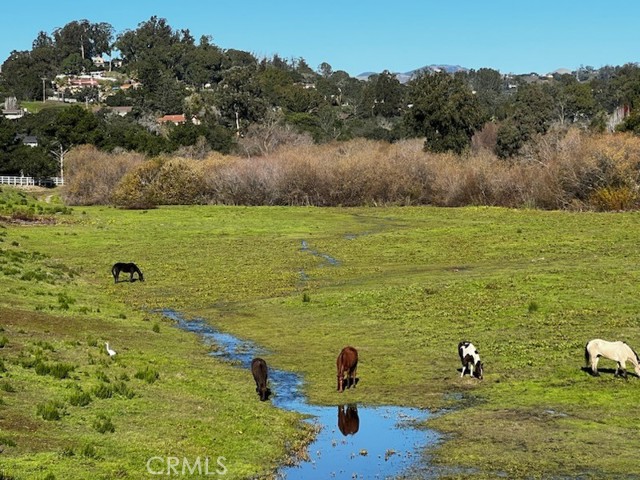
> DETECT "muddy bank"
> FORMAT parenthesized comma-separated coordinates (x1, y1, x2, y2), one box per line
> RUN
(163, 309, 440, 479)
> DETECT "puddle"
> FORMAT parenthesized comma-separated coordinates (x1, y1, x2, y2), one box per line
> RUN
(163, 309, 440, 479)
(300, 240, 340, 266)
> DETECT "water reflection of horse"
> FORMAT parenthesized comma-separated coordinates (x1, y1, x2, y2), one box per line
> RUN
(585, 339, 640, 378)
(337, 405, 359, 436)
(337, 346, 358, 392)
(112, 262, 144, 283)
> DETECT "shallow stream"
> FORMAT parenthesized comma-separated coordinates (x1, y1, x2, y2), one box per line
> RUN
(163, 309, 440, 479)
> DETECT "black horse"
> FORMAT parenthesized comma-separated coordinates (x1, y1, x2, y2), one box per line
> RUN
(112, 262, 144, 283)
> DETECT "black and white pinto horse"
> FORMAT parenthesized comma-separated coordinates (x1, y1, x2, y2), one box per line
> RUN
(458, 341, 484, 380)
(112, 262, 144, 283)
(585, 339, 640, 378)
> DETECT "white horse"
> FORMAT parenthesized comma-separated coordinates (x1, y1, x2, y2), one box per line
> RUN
(585, 339, 640, 378)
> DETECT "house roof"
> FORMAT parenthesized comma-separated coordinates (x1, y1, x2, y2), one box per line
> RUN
(109, 106, 133, 115)
(158, 114, 186, 124)
(14, 134, 37, 144)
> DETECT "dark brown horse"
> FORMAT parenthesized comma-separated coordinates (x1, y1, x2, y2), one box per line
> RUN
(112, 262, 144, 283)
(251, 357, 270, 401)
(337, 404, 359, 436)
(337, 346, 358, 392)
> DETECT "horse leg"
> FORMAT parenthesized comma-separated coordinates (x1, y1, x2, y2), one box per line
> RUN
(618, 362, 628, 379)
(352, 365, 357, 388)
(591, 357, 600, 376)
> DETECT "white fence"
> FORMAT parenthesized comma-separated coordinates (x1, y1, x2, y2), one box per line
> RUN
(0, 176, 64, 187)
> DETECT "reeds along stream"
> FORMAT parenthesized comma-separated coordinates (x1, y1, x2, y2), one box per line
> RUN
(164, 309, 440, 479)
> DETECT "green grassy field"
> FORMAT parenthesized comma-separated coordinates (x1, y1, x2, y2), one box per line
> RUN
(2, 188, 640, 478)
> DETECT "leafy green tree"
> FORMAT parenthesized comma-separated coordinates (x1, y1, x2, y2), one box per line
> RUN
(318, 62, 333, 78)
(105, 90, 133, 107)
(25, 105, 100, 152)
(257, 66, 295, 106)
(405, 72, 484, 154)
(5, 145, 55, 177)
(224, 49, 257, 68)
(361, 71, 405, 118)
(0, 117, 19, 174)
(463, 68, 506, 120)
(61, 53, 93, 75)
(53, 20, 113, 62)
(611, 64, 640, 109)
(496, 83, 554, 157)
(131, 73, 187, 114)
(214, 66, 267, 133)
(1, 51, 45, 100)
(293, 57, 316, 83)
(168, 122, 208, 148)
(91, 112, 171, 155)
(116, 16, 180, 76)
(257, 65, 322, 114)
(548, 76, 596, 125)
(183, 36, 226, 88)
(280, 85, 323, 114)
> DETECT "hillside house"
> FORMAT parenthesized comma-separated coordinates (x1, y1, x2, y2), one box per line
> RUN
(158, 114, 187, 125)
(92, 56, 106, 68)
(108, 106, 133, 117)
(14, 134, 38, 147)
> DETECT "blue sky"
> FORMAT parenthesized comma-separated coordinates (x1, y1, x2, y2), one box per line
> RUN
(1, 1, 639, 76)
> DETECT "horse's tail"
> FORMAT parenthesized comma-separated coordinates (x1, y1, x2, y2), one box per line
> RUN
(584, 341, 591, 366)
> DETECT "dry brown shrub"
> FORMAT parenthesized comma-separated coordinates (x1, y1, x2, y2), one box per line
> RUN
(471, 122, 498, 153)
(206, 156, 284, 205)
(61, 129, 640, 210)
(237, 119, 314, 158)
(520, 129, 640, 209)
(63, 145, 145, 205)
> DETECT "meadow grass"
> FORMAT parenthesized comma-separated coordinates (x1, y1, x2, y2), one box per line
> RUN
(2, 188, 640, 477)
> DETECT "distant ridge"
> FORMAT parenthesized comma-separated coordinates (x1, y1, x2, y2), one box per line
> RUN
(357, 64, 469, 83)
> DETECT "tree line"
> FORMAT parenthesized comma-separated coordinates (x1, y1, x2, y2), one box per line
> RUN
(2, 16, 640, 178)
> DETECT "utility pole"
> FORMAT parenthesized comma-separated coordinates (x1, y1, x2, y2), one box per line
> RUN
(41, 78, 47, 103)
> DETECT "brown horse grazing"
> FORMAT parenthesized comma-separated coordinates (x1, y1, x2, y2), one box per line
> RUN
(112, 262, 144, 283)
(337, 346, 358, 392)
(337, 404, 360, 436)
(251, 357, 270, 401)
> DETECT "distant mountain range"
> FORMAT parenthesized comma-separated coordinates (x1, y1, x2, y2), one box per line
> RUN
(356, 64, 469, 83)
